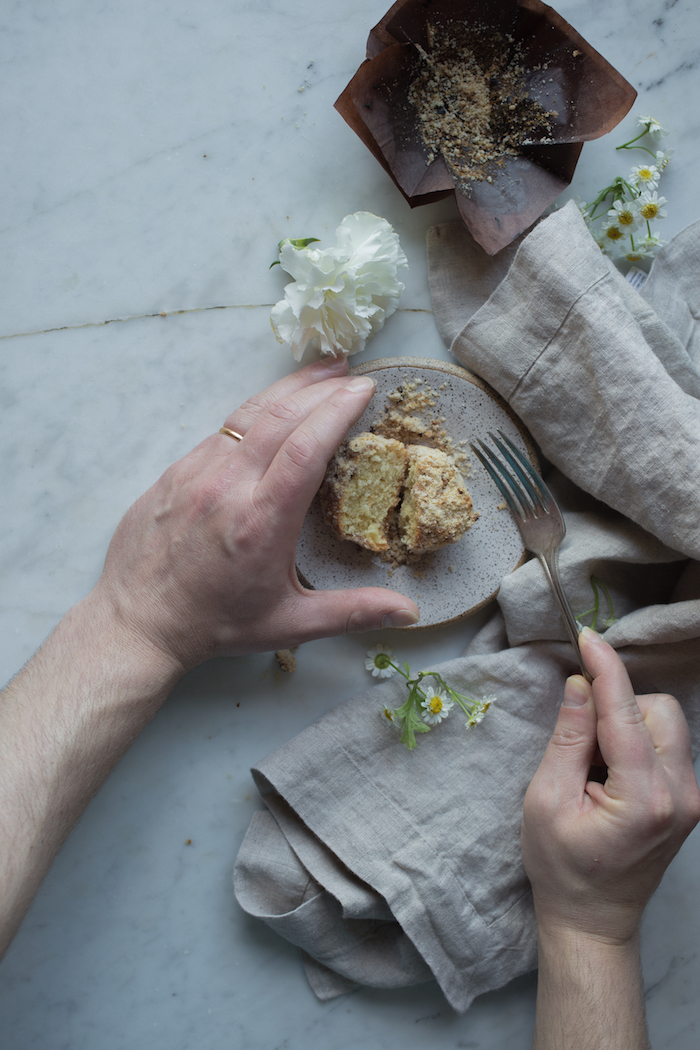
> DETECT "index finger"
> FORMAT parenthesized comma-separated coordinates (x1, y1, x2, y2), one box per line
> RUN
(257, 376, 377, 529)
(580, 627, 658, 779)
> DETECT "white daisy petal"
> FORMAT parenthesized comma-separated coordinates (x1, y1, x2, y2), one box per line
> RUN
(380, 706, 401, 730)
(638, 191, 668, 222)
(609, 199, 640, 231)
(628, 164, 659, 190)
(637, 114, 669, 138)
(465, 696, 496, 729)
(365, 644, 397, 678)
(420, 688, 454, 725)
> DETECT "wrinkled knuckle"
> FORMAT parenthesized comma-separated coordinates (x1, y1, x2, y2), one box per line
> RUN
(267, 396, 302, 426)
(550, 724, 587, 749)
(238, 392, 267, 420)
(283, 431, 320, 470)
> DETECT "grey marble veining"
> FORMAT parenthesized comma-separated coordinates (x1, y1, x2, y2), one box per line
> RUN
(1, 1, 700, 1047)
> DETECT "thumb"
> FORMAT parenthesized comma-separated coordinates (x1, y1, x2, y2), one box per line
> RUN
(534, 676, 599, 801)
(296, 587, 420, 640)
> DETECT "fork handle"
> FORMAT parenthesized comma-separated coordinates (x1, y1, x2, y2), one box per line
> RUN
(537, 551, 593, 684)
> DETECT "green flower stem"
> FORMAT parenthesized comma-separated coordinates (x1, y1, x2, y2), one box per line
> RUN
(616, 125, 653, 149)
(588, 177, 638, 222)
(588, 577, 602, 630)
(592, 576, 616, 627)
(619, 144, 658, 158)
(575, 576, 617, 631)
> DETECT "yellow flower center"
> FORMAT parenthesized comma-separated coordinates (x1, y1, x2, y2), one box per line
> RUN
(428, 695, 443, 714)
(617, 210, 635, 226)
(383, 708, 393, 721)
(605, 226, 623, 241)
(638, 168, 653, 180)
(640, 202, 659, 220)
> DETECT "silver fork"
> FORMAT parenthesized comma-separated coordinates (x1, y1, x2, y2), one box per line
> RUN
(470, 430, 592, 684)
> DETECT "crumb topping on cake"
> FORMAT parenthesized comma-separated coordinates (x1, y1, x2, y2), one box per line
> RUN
(319, 432, 477, 564)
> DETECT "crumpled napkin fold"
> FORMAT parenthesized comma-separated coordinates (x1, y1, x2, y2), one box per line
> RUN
(234, 201, 700, 1012)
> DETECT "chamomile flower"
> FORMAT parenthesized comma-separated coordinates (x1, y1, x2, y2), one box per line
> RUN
(600, 220, 626, 246)
(365, 645, 397, 678)
(609, 199, 639, 230)
(637, 115, 669, 138)
(465, 696, 496, 729)
(621, 246, 652, 263)
(638, 191, 668, 221)
(380, 706, 401, 729)
(420, 688, 454, 725)
(642, 232, 665, 252)
(628, 163, 659, 190)
(655, 148, 674, 170)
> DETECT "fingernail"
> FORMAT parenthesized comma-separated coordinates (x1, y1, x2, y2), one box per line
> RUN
(562, 675, 591, 708)
(345, 375, 376, 393)
(580, 626, 602, 644)
(382, 608, 420, 628)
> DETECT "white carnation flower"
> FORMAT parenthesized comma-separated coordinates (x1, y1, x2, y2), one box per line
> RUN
(271, 212, 408, 360)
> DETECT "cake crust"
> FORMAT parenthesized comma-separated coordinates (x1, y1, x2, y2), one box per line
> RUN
(320, 433, 476, 558)
(399, 445, 477, 553)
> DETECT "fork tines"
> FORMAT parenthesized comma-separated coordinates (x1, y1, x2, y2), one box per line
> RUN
(469, 430, 549, 520)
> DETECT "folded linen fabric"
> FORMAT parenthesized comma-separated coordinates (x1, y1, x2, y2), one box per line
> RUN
(234, 202, 700, 1012)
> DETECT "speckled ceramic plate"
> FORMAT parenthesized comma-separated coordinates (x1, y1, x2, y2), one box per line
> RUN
(296, 357, 538, 628)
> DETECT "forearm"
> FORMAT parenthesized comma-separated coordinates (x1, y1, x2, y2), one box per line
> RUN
(533, 925, 649, 1050)
(0, 593, 183, 957)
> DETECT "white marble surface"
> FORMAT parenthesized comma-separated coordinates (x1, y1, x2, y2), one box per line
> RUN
(1, 1, 700, 1046)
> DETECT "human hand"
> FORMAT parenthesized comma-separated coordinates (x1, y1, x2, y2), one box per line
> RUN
(521, 627, 700, 947)
(89, 356, 419, 676)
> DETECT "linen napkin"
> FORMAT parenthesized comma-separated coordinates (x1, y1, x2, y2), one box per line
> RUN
(234, 201, 700, 1012)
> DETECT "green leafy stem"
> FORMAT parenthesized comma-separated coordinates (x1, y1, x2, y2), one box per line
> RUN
(575, 575, 617, 631)
(382, 659, 490, 751)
